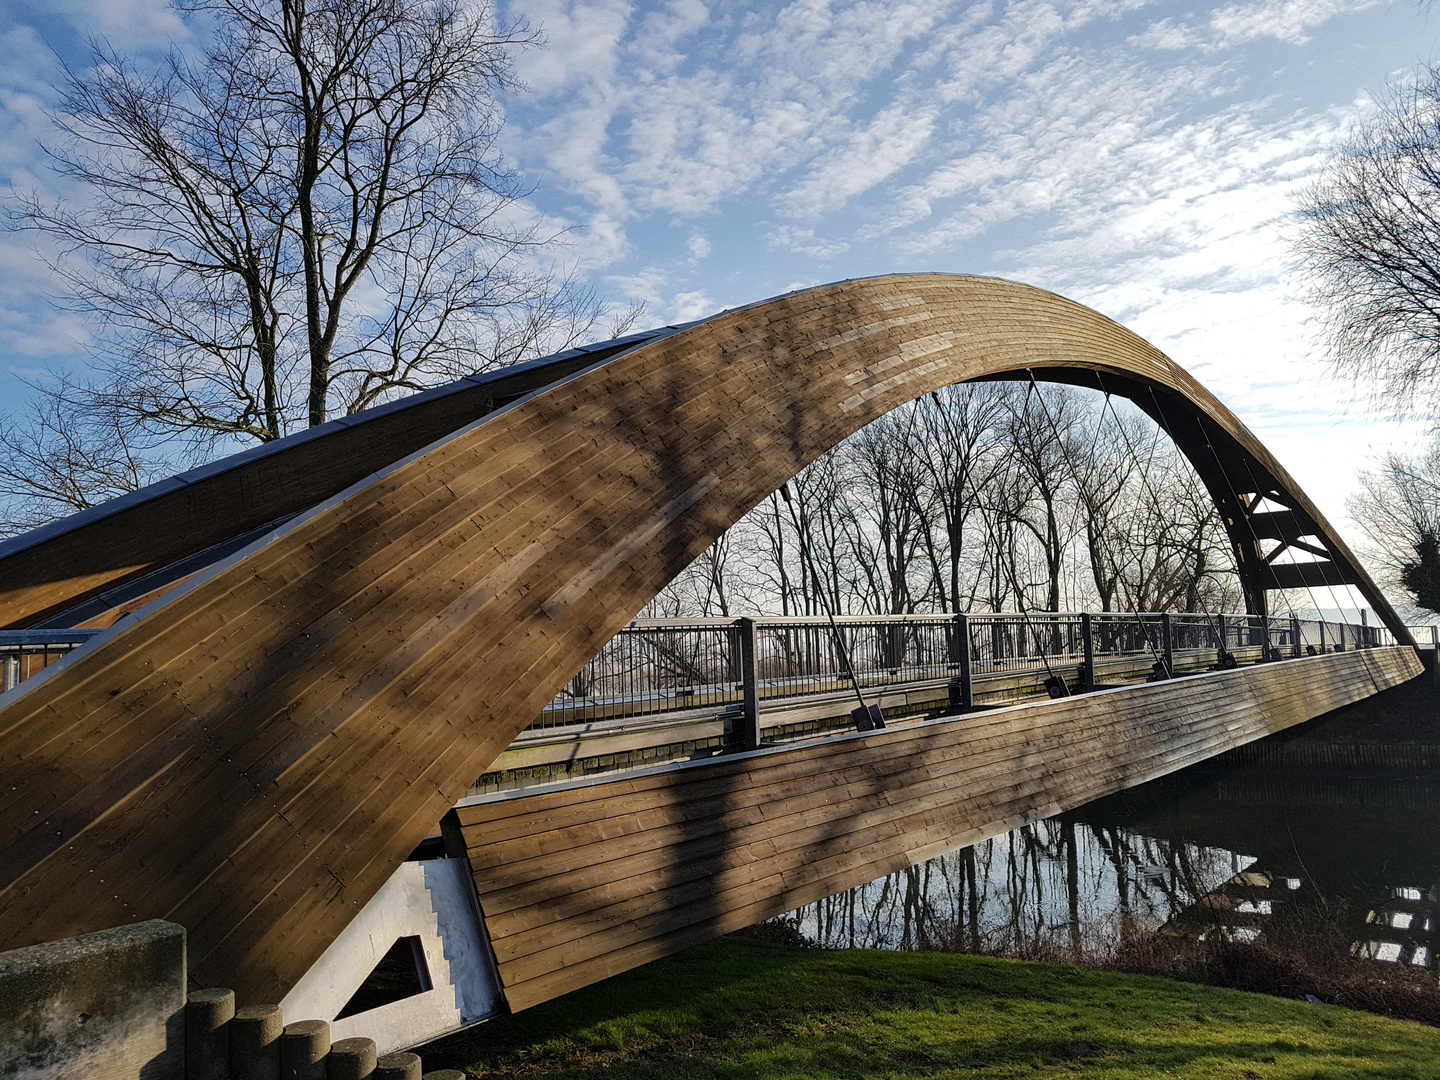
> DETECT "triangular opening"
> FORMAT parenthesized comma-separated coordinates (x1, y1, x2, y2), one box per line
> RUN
(335, 935, 433, 1019)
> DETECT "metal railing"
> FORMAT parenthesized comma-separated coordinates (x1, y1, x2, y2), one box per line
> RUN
(0, 613, 1425, 728)
(537, 611, 1425, 740)
(0, 629, 104, 693)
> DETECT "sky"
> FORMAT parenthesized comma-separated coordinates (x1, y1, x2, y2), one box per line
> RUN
(0, 0, 1437, 536)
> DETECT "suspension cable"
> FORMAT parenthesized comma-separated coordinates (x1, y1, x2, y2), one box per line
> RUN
(1129, 378, 1318, 658)
(1023, 372, 1174, 678)
(1171, 379, 1370, 639)
(925, 390, 1071, 695)
(776, 480, 876, 723)
(1074, 376, 1236, 668)
(1209, 408, 1371, 649)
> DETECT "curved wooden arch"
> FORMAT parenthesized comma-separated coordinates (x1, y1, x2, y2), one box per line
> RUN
(0, 274, 1406, 1002)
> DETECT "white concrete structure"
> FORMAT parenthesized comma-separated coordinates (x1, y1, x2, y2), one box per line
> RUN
(279, 857, 503, 1054)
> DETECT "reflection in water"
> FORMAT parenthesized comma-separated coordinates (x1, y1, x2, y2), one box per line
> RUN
(796, 820, 1249, 958)
(792, 674, 1440, 979)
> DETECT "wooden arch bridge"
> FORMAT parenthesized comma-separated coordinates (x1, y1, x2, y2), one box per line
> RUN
(0, 274, 1422, 1048)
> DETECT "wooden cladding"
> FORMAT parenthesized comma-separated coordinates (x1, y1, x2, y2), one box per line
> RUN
(453, 648, 1422, 1013)
(0, 276, 1411, 1005)
(0, 338, 652, 631)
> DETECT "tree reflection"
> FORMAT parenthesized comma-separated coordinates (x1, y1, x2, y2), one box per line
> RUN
(792, 819, 1237, 960)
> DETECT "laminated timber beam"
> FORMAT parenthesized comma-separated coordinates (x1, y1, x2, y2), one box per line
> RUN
(0, 274, 1414, 1005)
(0, 330, 674, 631)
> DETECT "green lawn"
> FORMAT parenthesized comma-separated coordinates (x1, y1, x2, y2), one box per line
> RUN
(420, 937, 1440, 1078)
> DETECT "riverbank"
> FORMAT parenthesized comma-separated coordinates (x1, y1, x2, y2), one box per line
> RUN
(421, 936, 1440, 1077)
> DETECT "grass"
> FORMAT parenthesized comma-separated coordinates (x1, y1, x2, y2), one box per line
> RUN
(419, 936, 1440, 1078)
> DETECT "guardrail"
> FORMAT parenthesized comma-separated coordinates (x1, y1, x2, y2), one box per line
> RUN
(0, 629, 104, 693)
(2, 614, 1424, 731)
(538, 611, 1418, 746)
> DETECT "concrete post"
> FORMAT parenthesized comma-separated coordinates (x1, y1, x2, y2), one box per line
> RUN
(186, 988, 235, 1080)
(231, 1004, 283, 1080)
(0, 920, 186, 1080)
(327, 1037, 378, 1079)
(375, 1052, 423, 1080)
(1291, 617, 1301, 659)
(1081, 613, 1095, 693)
(1160, 613, 1174, 678)
(280, 1019, 330, 1080)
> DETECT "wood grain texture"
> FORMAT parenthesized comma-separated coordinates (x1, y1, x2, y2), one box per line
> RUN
(0, 274, 1410, 1004)
(455, 647, 1422, 1012)
(0, 337, 656, 631)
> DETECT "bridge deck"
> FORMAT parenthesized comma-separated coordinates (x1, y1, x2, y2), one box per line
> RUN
(448, 647, 1421, 1012)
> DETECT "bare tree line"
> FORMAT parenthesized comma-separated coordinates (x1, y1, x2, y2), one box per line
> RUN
(649, 381, 1242, 618)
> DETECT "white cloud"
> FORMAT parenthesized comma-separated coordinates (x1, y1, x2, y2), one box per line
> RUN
(607, 267, 669, 306)
(515, 0, 632, 96)
(48, 0, 188, 50)
(778, 103, 937, 219)
(669, 289, 716, 322)
(1210, 0, 1378, 47)
(1131, 0, 1379, 52)
(687, 234, 711, 261)
(1129, 17, 1201, 49)
(767, 225, 850, 259)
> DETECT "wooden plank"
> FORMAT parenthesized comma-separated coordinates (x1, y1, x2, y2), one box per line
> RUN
(0, 342, 650, 630)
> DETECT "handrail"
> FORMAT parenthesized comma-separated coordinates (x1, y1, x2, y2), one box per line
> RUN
(533, 609, 1416, 738)
(3, 614, 1420, 727)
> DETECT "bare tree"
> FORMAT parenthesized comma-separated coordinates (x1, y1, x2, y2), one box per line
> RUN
(643, 381, 1239, 621)
(1069, 406, 1140, 611)
(0, 380, 170, 534)
(9, 0, 615, 462)
(997, 384, 1083, 612)
(1348, 433, 1440, 610)
(909, 385, 1009, 613)
(845, 409, 929, 615)
(1292, 64, 1440, 415)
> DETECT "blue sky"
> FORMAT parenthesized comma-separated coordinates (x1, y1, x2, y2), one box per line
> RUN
(0, 0, 1436, 529)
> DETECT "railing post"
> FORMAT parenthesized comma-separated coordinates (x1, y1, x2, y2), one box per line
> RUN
(1319, 620, 1326, 653)
(1338, 621, 1346, 651)
(738, 617, 760, 752)
(955, 613, 974, 713)
(1081, 613, 1096, 692)
(1362, 609, 1370, 648)
(1291, 616, 1301, 659)
(1160, 613, 1174, 678)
